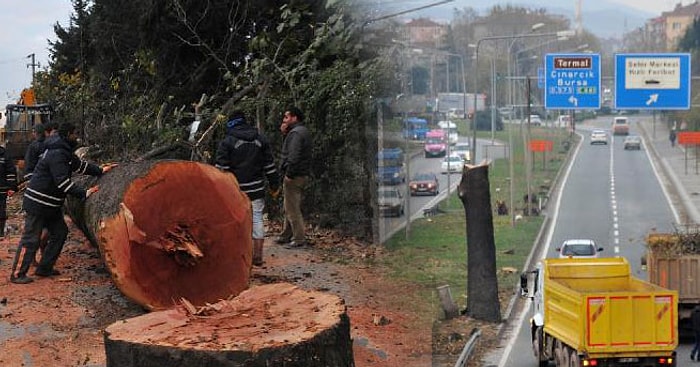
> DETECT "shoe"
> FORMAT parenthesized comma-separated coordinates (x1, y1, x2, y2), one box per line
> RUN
(691, 354, 695, 361)
(285, 240, 309, 248)
(275, 237, 291, 245)
(10, 275, 34, 284)
(34, 269, 61, 277)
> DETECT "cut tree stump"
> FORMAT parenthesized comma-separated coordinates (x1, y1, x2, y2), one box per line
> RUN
(65, 160, 252, 310)
(104, 283, 355, 367)
(457, 163, 501, 322)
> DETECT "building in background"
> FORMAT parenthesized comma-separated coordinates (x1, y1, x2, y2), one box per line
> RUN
(661, 2, 700, 50)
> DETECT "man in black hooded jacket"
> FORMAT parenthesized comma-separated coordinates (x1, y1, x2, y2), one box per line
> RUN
(10, 123, 115, 284)
(215, 110, 279, 266)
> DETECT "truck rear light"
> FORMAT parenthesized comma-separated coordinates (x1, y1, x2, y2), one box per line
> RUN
(658, 357, 672, 364)
(583, 359, 597, 366)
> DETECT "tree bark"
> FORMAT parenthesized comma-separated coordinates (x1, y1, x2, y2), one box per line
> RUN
(66, 160, 252, 311)
(103, 283, 355, 367)
(457, 163, 501, 322)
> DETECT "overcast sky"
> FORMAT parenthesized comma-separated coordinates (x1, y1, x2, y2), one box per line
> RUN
(0, 0, 72, 108)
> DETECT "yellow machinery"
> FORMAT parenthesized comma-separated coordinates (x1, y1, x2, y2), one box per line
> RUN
(3, 88, 52, 162)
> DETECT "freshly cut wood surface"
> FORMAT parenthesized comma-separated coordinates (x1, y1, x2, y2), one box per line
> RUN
(67, 160, 253, 310)
(104, 283, 354, 367)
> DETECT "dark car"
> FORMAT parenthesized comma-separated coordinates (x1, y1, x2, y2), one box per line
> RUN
(409, 172, 439, 196)
(378, 186, 404, 217)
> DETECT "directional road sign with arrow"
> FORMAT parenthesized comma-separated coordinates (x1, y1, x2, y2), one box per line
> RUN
(614, 53, 691, 110)
(544, 53, 601, 110)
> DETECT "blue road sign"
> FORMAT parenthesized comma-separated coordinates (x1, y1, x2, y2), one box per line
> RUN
(545, 53, 601, 109)
(614, 53, 691, 110)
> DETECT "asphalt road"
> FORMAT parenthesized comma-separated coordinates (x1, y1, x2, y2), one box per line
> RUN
(496, 116, 691, 367)
(377, 136, 506, 243)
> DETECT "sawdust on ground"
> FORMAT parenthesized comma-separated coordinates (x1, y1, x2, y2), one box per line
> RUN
(0, 196, 505, 367)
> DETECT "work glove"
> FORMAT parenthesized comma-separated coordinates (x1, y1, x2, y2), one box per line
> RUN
(86, 185, 100, 198)
(101, 163, 119, 174)
(7, 190, 14, 197)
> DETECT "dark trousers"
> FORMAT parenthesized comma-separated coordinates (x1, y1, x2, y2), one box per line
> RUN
(0, 194, 7, 236)
(693, 331, 700, 359)
(11, 211, 68, 279)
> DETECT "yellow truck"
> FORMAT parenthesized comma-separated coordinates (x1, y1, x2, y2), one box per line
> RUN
(521, 258, 677, 367)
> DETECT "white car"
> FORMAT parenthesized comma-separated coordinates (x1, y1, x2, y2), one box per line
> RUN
(441, 155, 464, 174)
(524, 114, 542, 126)
(556, 239, 603, 258)
(437, 120, 459, 145)
(590, 129, 608, 145)
(451, 142, 471, 163)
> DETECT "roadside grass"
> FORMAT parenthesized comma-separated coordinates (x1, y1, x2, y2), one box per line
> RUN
(381, 123, 575, 316)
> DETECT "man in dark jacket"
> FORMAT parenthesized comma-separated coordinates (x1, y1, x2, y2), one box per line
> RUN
(692, 305, 700, 361)
(10, 123, 115, 284)
(214, 110, 279, 266)
(276, 106, 311, 247)
(23, 123, 54, 263)
(0, 145, 18, 238)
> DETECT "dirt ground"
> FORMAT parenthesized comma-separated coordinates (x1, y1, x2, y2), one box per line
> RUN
(0, 195, 505, 367)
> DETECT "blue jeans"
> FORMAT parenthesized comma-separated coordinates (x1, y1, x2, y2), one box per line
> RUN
(251, 198, 265, 240)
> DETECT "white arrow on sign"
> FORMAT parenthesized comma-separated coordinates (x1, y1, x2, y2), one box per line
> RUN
(646, 93, 659, 106)
(568, 95, 578, 107)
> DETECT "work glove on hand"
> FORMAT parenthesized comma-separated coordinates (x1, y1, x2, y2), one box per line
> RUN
(101, 163, 118, 174)
(7, 190, 14, 197)
(86, 185, 100, 198)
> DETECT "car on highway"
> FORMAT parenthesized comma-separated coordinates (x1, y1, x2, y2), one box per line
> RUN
(452, 142, 471, 163)
(526, 114, 543, 126)
(378, 186, 404, 217)
(441, 154, 464, 174)
(623, 135, 642, 150)
(590, 129, 608, 145)
(437, 120, 459, 145)
(556, 239, 603, 258)
(409, 172, 439, 196)
(612, 116, 630, 135)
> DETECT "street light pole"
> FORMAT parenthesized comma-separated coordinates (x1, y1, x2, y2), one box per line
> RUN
(470, 29, 575, 164)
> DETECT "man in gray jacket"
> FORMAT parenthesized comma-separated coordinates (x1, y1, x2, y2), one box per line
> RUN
(276, 106, 311, 247)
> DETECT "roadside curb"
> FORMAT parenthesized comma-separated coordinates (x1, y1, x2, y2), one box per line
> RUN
(498, 132, 579, 331)
(480, 131, 581, 367)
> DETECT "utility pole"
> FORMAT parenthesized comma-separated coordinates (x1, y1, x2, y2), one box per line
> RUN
(26, 53, 40, 86)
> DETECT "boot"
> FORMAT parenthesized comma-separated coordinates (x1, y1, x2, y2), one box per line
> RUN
(0, 220, 6, 238)
(252, 239, 264, 266)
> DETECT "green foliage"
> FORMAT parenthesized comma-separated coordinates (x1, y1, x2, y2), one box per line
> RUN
(37, 0, 396, 239)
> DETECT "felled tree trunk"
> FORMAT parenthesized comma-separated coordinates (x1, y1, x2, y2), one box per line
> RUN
(65, 160, 252, 311)
(457, 163, 501, 323)
(103, 283, 355, 367)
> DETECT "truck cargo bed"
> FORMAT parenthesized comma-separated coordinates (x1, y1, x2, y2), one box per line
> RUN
(543, 258, 677, 358)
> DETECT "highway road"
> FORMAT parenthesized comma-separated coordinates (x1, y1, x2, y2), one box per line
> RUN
(377, 136, 507, 243)
(497, 115, 692, 367)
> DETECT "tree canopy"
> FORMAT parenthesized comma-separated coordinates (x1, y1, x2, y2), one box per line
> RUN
(38, 0, 399, 239)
